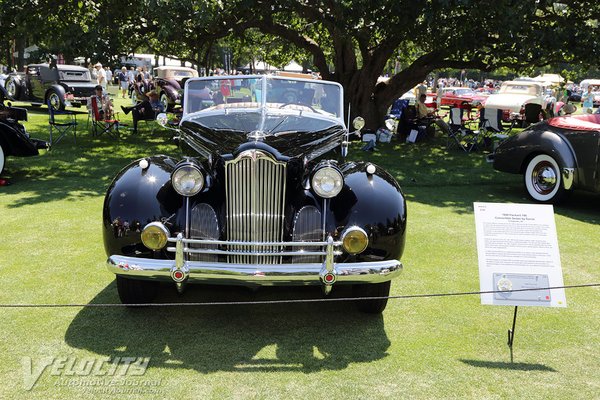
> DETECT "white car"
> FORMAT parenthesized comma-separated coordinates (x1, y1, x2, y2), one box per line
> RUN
(484, 81, 554, 119)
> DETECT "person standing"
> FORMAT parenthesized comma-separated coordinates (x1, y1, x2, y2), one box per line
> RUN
(105, 67, 113, 87)
(95, 63, 107, 90)
(582, 86, 595, 114)
(118, 66, 129, 98)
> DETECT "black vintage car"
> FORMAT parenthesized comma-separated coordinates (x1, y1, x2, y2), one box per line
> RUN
(5, 63, 96, 110)
(103, 76, 407, 313)
(152, 66, 198, 111)
(489, 113, 600, 203)
(0, 89, 48, 176)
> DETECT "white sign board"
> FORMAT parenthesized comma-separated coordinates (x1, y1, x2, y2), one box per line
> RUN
(474, 202, 566, 307)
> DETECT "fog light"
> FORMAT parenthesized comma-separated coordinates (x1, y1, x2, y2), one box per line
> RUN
(141, 222, 170, 250)
(341, 226, 368, 255)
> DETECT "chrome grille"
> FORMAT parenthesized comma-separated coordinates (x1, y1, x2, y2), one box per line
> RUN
(292, 205, 323, 264)
(188, 203, 219, 263)
(225, 150, 287, 264)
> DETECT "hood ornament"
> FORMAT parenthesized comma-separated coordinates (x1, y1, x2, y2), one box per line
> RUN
(247, 130, 266, 140)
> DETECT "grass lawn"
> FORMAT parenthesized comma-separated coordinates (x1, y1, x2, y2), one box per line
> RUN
(1, 90, 599, 399)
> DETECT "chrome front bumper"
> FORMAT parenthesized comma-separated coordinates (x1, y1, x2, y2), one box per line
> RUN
(106, 234, 402, 287)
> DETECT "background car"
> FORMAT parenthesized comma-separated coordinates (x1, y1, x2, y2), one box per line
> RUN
(103, 75, 407, 313)
(489, 113, 600, 203)
(153, 66, 198, 111)
(439, 87, 488, 108)
(484, 81, 554, 121)
(0, 93, 48, 176)
(4, 63, 96, 110)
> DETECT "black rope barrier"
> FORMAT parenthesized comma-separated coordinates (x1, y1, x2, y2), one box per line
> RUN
(0, 283, 597, 308)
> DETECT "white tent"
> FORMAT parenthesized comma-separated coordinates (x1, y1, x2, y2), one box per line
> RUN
(532, 73, 571, 85)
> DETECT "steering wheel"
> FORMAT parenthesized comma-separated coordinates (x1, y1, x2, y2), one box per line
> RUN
(279, 102, 317, 112)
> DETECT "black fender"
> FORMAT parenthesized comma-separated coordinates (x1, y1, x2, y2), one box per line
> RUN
(329, 161, 407, 262)
(494, 125, 576, 177)
(162, 84, 180, 102)
(103, 155, 184, 258)
(0, 120, 39, 157)
(46, 84, 66, 102)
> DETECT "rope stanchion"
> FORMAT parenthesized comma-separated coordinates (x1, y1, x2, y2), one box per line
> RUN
(0, 283, 597, 308)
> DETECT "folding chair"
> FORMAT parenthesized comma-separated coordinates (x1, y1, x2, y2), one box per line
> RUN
(446, 107, 479, 152)
(48, 101, 78, 146)
(479, 107, 515, 148)
(90, 96, 123, 138)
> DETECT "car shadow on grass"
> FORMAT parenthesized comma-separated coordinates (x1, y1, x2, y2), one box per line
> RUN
(460, 359, 556, 372)
(64, 281, 391, 373)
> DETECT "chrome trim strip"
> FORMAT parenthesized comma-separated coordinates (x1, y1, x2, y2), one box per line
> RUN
(107, 256, 402, 285)
(167, 248, 343, 257)
(166, 237, 342, 247)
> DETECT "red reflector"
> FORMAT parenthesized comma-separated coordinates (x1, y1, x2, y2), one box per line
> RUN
(174, 271, 183, 280)
(324, 273, 334, 283)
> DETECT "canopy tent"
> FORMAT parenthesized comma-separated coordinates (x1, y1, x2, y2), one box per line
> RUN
(532, 73, 572, 85)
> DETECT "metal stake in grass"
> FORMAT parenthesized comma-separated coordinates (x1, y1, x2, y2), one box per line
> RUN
(507, 306, 518, 363)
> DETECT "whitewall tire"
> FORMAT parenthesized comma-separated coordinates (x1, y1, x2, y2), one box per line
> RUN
(0, 144, 5, 176)
(524, 154, 566, 203)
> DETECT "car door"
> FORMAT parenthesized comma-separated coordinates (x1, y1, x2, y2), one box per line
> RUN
(562, 129, 600, 192)
(27, 66, 46, 102)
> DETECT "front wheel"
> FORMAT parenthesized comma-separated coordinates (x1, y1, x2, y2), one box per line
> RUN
(159, 92, 169, 112)
(116, 276, 159, 305)
(353, 281, 391, 314)
(47, 89, 65, 111)
(5, 76, 20, 99)
(524, 154, 567, 203)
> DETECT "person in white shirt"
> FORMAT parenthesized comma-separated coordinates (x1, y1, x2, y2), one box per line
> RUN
(95, 63, 107, 90)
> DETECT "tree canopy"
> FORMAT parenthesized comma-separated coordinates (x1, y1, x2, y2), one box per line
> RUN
(1, 0, 598, 126)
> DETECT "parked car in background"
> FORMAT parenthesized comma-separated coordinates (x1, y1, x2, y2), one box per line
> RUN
(103, 75, 407, 313)
(439, 87, 488, 108)
(0, 92, 48, 176)
(4, 63, 96, 110)
(152, 66, 198, 111)
(484, 81, 554, 121)
(489, 113, 600, 203)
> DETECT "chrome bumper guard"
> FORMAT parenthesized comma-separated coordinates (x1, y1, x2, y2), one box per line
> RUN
(107, 234, 402, 286)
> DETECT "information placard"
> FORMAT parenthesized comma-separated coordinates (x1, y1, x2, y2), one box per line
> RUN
(474, 202, 566, 307)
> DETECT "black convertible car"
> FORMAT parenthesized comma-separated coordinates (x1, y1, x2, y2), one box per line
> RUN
(103, 75, 407, 313)
(489, 113, 600, 203)
(0, 88, 48, 176)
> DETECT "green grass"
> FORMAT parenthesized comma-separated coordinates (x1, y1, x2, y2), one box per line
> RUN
(1, 92, 599, 399)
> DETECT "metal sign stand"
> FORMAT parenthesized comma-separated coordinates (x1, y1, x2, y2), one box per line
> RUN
(507, 306, 518, 363)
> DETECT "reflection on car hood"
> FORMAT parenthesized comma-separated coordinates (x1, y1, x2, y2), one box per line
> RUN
(180, 109, 345, 160)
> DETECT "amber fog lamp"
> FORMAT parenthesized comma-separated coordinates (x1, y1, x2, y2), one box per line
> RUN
(141, 222, 170, 250)
(172, 164, 204, 196)
(311, 166, 343, 198)
(341, 226, 369, 255)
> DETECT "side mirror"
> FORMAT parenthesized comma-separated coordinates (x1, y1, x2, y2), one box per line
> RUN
(156, 112, 169, 127)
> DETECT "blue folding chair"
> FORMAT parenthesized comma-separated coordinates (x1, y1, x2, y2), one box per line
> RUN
(48, 101, 78, 146)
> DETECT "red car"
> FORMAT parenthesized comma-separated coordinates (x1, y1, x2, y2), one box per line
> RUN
(439, 87, 488, 108)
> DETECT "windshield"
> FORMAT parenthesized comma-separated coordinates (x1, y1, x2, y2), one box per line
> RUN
(500, 84, 541, 96)
(184, 76, 343, 121)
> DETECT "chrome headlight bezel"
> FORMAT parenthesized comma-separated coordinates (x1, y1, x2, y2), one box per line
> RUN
(341, 226, 369, 255)
(311, 164, 344, 199)
(141, 222, 171, 251)
(171, 162, 204, 196)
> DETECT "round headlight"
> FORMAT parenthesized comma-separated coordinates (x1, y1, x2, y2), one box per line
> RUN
(141, 222, 170, 251)
(172, 164, 204, 196)
(341, 226, 369, 255)
(311, 166, 343, 198)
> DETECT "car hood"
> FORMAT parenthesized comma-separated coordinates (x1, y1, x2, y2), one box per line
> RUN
(180, 112, 345, 160)
(484, 94, 539, 111)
